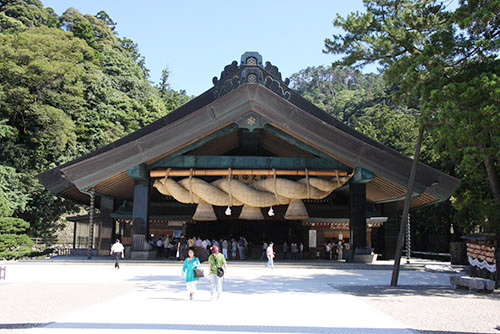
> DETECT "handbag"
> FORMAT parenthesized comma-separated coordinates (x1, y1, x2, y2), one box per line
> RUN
(194, 268, 204, 278)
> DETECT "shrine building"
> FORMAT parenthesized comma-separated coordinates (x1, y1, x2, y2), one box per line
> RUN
(37, 52, 459, 261)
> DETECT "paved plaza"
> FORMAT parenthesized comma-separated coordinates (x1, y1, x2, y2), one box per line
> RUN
(0, 261, 499, 334)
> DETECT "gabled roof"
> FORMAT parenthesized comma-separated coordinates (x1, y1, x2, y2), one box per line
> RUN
(37, 52, 459, 208)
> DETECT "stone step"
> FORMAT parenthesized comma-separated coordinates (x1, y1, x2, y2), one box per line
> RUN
(450, 275, 495, 292)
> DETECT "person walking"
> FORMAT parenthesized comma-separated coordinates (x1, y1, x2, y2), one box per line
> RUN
(208, 245, 227, 301)
(182, 248, 201, 300)
(110, 239, 124, 269)
(221, 239, 229, 259)
(337, 240, 343, 260)
(291, 242, 298, 259)
(231, 238, 237, 259)
(261, 241, 268, 260)
(238, 236, 246, 260)
(265, 242, 275, 269)
(282, 241, 288, 259)
(326, 241, 333, 260)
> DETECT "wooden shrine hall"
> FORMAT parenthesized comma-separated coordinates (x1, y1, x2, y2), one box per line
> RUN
(38, 52, 459, 261)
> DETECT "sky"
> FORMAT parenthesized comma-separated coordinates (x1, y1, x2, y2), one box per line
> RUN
(43, 0, 375, 96)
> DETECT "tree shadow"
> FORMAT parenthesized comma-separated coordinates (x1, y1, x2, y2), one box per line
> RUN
(335, 284, 500, 300)
(127, 270, 456, 295)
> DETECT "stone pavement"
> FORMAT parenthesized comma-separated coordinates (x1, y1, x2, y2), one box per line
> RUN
(0, 262, 497, 334)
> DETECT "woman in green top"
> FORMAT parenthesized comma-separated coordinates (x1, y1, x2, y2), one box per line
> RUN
(182, 248, 201, 300)
(208, 245, 227, 301)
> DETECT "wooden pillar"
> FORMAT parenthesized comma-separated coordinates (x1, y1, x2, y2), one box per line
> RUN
(72, 221, 77, 249)
(382, 201, 399, 260)
(130, 178, 155, 259)
(349, 183, 371, 261)
(97, 196, 114, 256)
(87, 189, 95, 259)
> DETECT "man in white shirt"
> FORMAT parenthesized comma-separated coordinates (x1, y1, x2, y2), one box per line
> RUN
(110, 239, 125, 269)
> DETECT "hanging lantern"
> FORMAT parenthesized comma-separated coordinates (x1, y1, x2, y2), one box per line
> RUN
(239, 205, 264, 220)
(284, 199, 309, 220)
(268, 207, 275, 216)
(192, 201, 217, 221)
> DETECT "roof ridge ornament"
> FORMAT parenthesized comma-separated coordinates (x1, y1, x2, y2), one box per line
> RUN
(212, 52, 291, 100)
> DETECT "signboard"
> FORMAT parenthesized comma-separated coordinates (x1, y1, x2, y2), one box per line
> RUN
(308, 230, 317, 248)
(168, 220, 185, 227)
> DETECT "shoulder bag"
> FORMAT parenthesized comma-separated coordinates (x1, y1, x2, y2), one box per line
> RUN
(212, 254, 224, 277)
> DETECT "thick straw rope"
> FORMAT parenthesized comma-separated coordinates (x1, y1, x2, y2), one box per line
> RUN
(153, 171, 353, 207)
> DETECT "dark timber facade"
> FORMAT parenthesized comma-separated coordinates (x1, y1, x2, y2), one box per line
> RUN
(38, 52, 459, 261)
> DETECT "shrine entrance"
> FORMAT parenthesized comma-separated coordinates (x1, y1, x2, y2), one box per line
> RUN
(38, 52, 458, 261)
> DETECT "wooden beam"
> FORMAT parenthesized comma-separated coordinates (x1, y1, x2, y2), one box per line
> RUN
(150, 155, 348, 171)
(127, 163, 147, 180)
(263, 124, 350, 169)
(149, 124, 239, 169)
(150, 169, 349, 178)
(351, 166, 374, 184)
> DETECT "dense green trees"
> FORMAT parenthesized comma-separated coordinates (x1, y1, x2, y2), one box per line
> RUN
(324, 0, 500, 234)
(290, 66, 419, 157)
(0, 0, 188, 258)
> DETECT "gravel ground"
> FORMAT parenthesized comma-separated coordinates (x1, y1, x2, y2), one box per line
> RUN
(0, 281, 134, 333)
(336, 285, 500, 334)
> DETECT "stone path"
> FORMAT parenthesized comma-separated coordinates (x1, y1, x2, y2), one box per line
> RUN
(0, 263, 498, 334)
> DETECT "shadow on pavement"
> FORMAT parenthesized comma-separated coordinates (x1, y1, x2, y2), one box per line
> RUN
(335, 285, 500, 300)
(0, 322, 494, 334)
(127, 270, 454, 295)
(0, 323, 494, 334)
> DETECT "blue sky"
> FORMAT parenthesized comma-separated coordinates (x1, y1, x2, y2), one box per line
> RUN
(43, 1, 374, 96)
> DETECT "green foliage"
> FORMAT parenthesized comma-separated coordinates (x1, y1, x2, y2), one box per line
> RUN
(0, 217, 33, 259)
(0, 165, 30, 213)
(0, 0, 58, 28)
(290, 66, 419, 157)
(0, 191, 33, 260)
(119, 37, 149, 79)
(0, 11, 26, 32)
(0, 0, 188, 243)
(60, 7, 117, 50)
(0, 26, 95, 171)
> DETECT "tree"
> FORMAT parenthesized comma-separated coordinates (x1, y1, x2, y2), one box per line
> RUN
(119, 37, 149, 78)
(326, 0, 500, 285)
(0, 0, 58, 28)
(0, 115, 32, 260)
(60, 7, 117, 50)
(0, 200, 33, 260)
(159, 66, 171, 96)
(95, 10, 116, 33)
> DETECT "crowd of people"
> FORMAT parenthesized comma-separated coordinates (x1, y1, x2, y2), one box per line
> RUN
(323, 240, 345, 260)
(149, 235, 251, 261)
